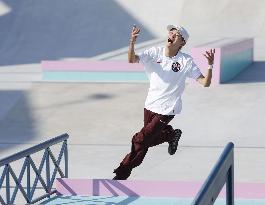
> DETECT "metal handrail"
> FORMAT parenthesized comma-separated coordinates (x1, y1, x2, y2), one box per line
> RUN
(0, 133, 69, 204)
(0, 134, 68, 167)
(191, 142, 234, 205)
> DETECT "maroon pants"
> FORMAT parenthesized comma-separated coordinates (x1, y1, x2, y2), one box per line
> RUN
(113, 108, 175, 179)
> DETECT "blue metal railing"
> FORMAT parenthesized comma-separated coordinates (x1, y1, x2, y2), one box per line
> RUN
(191, 142, 234, 205)
(0, 133, 69, 204)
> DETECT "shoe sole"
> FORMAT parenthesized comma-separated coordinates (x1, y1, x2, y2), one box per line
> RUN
(168, 129, 182, 155)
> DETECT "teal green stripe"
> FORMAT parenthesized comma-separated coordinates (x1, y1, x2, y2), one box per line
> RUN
(221, 49, 253, 83)
(41, 196, 265, 205)
(43, 71, 148, 82)
(41, 196, 193, 205)
(215, 199, 265, 205)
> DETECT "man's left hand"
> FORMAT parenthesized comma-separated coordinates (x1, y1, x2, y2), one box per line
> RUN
(203, 49, 215, 65)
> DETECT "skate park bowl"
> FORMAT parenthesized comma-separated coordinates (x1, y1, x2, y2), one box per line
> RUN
(1, 135, 265, 204)
(1, 0, 265, 204)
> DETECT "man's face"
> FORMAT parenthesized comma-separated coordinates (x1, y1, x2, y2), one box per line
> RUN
(167, 28, 185, 48)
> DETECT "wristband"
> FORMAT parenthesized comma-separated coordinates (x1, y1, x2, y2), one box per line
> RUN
(208, 65, 213, 69)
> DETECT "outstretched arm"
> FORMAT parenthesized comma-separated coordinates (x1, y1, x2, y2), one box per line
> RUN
(128, 25, 140, 63)
(197, 49, 215, 87)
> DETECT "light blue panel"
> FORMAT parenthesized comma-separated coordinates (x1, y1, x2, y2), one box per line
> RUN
(41, 196, 265, 205)
(214, 199, 265, 205)
(43, 71, 148, 83)
(41, 196, 193, 205)
(220, 49, 253, 83)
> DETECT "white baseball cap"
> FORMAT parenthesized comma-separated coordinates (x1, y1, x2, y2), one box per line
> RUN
(167, 25, 189, 43)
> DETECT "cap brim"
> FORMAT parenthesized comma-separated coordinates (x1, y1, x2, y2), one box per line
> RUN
(167, 25, 177, 31)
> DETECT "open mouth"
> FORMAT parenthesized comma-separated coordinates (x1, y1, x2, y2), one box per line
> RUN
(168, 38, 173, 44)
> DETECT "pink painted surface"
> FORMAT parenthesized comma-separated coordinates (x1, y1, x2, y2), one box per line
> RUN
(56, 178, 265, 199)
(190, 38, 253, 85)
(56, 179, 201, 197)
(41, 60, 144, 72)
(190, 47, 221, 85)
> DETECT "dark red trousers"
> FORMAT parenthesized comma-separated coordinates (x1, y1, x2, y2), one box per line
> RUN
(113, 108, 175, 179)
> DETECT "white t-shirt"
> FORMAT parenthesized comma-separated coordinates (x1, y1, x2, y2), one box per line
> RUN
(138, 46, 202, 115)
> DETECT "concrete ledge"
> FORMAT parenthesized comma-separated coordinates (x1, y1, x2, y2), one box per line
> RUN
(56, 178, 265, 199)
(41, 60, 144, 72)
(41, 60, 146, 82)
(42, 38, 253, 83)
(42, 71, 147, 83)
(41, 195, 193, 205)
(190, 38, 254, 84)
(41, 196, 265, 205)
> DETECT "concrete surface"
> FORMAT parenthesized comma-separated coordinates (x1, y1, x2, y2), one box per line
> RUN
(1, 78, 264, 182)
(0, 0, 265, 203)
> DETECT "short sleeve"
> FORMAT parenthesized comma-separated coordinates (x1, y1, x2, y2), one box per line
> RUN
(186, 59, 202, 79)
(138, 47, 157, 65)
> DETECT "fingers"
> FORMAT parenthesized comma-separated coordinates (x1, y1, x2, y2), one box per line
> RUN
(132, 25, 140, 35)
(205, 49, 215, 58)
(210, 49, 215, 56)
(203, 48, 215, 65)
(130, 25, 140, 42)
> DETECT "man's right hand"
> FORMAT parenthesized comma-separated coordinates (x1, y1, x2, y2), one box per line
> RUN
(128, 25, 140, 63)
(131, 25, 140, 43)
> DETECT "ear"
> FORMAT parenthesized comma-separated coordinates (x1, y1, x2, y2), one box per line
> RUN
(181, 40, 186, 47)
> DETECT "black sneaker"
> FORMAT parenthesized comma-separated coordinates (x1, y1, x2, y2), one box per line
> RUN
(168, 129, 182, 155)
(112, 166, 131, 180)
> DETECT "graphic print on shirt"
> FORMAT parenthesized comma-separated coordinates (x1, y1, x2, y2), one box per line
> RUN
(171, 62, 181, 72)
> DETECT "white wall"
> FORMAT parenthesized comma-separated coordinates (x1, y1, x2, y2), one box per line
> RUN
(115, 0, 186, 38)
(115, 0, 265, 38)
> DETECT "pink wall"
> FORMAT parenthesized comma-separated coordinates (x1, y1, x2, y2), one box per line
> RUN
(190, 47, 221, 86)
(41, 60, 144, 72)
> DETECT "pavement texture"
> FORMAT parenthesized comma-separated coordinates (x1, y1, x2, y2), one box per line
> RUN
(0, 0, 265, 204)
(1, 77, 265, 182)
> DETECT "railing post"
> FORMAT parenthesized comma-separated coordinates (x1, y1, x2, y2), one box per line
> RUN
(26, 156, 31, 202)
(46, 149, 51, 194)
(191, 142, 234, 205)
(226, 165, 234, 205)
(5, 165, 10, 205)
(64, 140, 68, 178)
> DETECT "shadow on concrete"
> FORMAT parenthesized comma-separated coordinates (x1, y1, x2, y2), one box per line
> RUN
(41, 179, 140, 204)
(40, 195, 140, 205)
(228, 62, 265, 84)
(0, 0, 155, 66)
(92, 179, 140, 197)
(88, 93, 115, 100)
(0, 90, 37, 154)
(31, 92, 116, 111)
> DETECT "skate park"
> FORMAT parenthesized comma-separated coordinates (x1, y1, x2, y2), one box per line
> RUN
(0, 0, 265, 204)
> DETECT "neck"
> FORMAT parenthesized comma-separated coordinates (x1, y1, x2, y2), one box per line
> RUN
(164, 46, 180, 58)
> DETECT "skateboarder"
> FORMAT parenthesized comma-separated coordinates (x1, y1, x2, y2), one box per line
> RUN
(113, 24, 215, 180)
